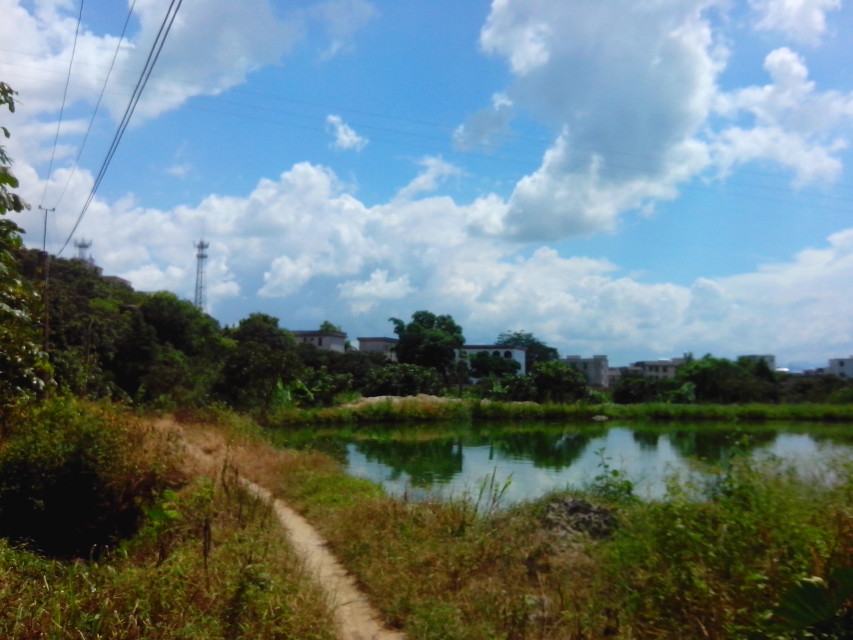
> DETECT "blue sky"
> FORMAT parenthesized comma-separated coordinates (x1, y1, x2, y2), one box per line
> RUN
(2, 0, 852, 369)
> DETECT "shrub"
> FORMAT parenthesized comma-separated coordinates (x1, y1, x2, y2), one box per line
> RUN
(361, 363, 442, 397)
(0, 400, 182, 558)
(598, 456, 843, 638)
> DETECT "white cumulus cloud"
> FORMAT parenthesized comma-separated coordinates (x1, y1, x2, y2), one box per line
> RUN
(453, 93, 514, 151)
(395, 156, 461, 201)
(339, 269, 413, 313)
(712, 47, 853, 184)
(750, 0, 841, 45)
(475, 0, 721, 241)
(326, 114, 369, 151)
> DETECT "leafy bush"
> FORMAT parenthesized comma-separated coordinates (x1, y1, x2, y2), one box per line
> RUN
(530, 360, 588, 403)
(288, 367, 353, 407)
(598, 455, 846, 638)
(0, 400, 182, 558)
(361, 363, 442, 397)
(0, 82, 49, 418)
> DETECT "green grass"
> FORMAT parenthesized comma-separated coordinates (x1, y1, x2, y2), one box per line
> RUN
(0, 400, 336, 640)
(595, 456, 853, 639)
(0, 479, 335, 639)
(258, 425, 853, 640)
(260, 397, 853, 427)
(5, 401, 850, 639)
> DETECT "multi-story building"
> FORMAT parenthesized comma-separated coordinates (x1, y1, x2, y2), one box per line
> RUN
(828, 356, 853, 379)
(357, 336, 399, 361)
(631, 357, 687, 380)
(291, 330, 348, 353)
(563, 355, 610, 388)
(456, 345, 527, 376)
(607, 367, 624, 388)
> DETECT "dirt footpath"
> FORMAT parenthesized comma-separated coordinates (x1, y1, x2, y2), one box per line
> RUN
(155, 418, 405, 640)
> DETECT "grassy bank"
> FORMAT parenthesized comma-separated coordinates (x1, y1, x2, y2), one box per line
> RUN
(4, 402, 851, 639)
(236, 406, 853, 640)
(262, 397, 853, 427)
(0, 401, 335, 640)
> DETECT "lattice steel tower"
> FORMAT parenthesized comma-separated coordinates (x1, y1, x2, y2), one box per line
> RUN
(74, 238, 93, 265)
(194, 239, 209, 311)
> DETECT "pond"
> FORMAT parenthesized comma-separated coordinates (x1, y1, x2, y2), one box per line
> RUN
(276, 422, 853, 504)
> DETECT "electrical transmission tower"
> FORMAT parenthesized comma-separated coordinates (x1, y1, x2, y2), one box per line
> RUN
(74, 238, 93, 265)
(194, 239, 209, 311)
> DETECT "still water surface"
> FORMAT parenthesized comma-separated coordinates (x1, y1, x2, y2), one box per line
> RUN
(322, 423, 853, 503)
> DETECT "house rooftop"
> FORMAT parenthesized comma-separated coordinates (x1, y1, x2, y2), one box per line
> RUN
(461, 344, 527, 350)
(291, 330, 347, 338)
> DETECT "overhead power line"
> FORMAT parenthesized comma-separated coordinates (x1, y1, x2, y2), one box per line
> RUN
(58, 0, 185, 256)
(38, 0, 84, 214)
(8, 50, 851, 200)
(47, 0, 139, 214)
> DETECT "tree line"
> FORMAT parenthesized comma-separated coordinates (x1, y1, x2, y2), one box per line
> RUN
(1, 79, 851, 419)
(6, 242, 852, 417)
(4, 251, 595, 413)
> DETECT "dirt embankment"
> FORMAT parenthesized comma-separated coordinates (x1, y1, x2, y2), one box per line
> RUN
(154, 418, 405, 640)
(339, 393, 463, 408)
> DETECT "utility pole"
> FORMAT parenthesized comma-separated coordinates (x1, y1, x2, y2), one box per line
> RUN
(38, 205, 54, 251)
(37, 206, 55, 371)
(194, 239, 209, 312)
(39, 249, 50, 356)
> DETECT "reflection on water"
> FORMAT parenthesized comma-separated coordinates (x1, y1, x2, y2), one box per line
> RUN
(341, 424, 853, 504)
(356, 438, 464, 486)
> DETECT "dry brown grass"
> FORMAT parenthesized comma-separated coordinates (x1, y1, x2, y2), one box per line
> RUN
(161, 409, 853, 640)
(0, 402, 336, 640)
(165, 411, 617, 639)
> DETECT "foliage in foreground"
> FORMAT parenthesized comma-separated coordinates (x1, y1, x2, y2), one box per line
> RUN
(0, 81, 49, 419)
(0, 401, 334, 639)
(261, 432, 853, 640)
(0, 400, 182, 558)
(0, 478, 334, 640)
(599, 456, 853, 639)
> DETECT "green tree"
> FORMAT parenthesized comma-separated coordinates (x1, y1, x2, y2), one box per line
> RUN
(297, 343, 386, 390)
(218, 313, 302, 410)
(676, 355, 777, 404)
(497, 373, 538, 402)
(362, 363, 442, 397)
(0, 83, 28, 216)
(469, 351, 520, 379)
(779, 374, 848, 404)
(15, 250, 149, 399)
(495, 330, 559, 372)
(612, 372, 672, 404)
(139, 292, 226, 405)
(737, 356, 777, 385)
(141, 292, 220, 356)
(530, 360, 588, 404)
(14, 253, 229, 404)
(107, 308, 159, 400)
(389, 311, 464, 378)
(0, 82, 49, 417)
(288, 367, 353, 407)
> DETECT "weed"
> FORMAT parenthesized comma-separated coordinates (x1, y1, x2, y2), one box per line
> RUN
(250, 420, 852, 639)
(589, 448, 636, 503)
(0, 401, 336, 640)
(594, 457, 847, 639)
(0, 399, 182, 558)
(261, 396, 853, 426)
